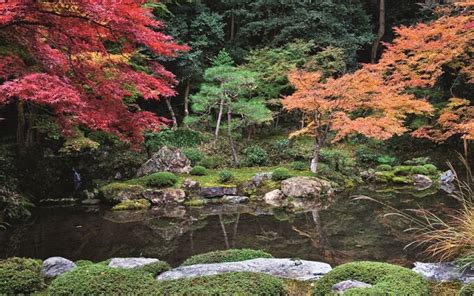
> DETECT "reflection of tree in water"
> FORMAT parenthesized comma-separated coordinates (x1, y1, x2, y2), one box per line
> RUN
(218, 213, 240, 249)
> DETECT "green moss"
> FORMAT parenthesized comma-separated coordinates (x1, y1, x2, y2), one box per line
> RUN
(376, 164, 392, 171)
(411, 165, 429, 175)
(154, 272, 285, 295)
(272, 168, 292, 181)
(182, 249, 273, 266)
(112, 199, 150, 211)
(423, 164, 439, 175)
(461, 282, 474, 296)
(313, 261, 429, 296)
(137, 261, 171, 277)
(190, 166, 207, 176)
(218, 170, 235, 183)
(99, 183, 144, 204)
(0, 257, 45, 295)
(185, 198, 207, 207)
(392, 176, 412, 184)
(374, 171, 394, 183)
(291, 161, 307, 171)
(393, 166, 413, 176)
(75, 260, 94, 267)
(49, 264, 156, 296)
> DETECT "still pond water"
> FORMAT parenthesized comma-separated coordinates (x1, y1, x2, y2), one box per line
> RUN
(0, 187, 456, 267)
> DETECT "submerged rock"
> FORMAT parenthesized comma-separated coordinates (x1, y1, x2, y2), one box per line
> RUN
(332, 280, 372, 294)
(137, 146, 191, 176)
(42, 257, 76, 278)
(109, 257, 160, 269)
(157, 258, 332, 281)
(281, 176, 332, 198)
(200, 186, 238, 198)
(412, 262, 474, 283)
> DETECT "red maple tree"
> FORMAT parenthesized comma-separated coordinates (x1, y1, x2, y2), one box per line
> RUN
(0, 1, 187, 144)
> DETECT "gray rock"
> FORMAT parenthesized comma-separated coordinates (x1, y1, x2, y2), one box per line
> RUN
(252, 172, 273, 186)
(332, 280, 372, 294)
(157, 258, 332, 281)
(42, 257, 76, 278)
(200, 186, 238, 198)
(264, 189, 285, 207)
(440, 170, 455, 184)
(143, 188, 186, 205)
(109, 257, 160, 269)
(137, 146, 192, 176)
(182, 178, 200, 191)
(281, 177, 332, 198)
(412, 262, 467, 282)
(413, 174, 433, 190)
(222, 195, 249, 204)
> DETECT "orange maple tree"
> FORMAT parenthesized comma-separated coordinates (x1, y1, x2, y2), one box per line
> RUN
(283, 4, 473, 172)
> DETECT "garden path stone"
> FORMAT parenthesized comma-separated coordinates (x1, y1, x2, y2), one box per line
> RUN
(157, 258, 332, 281)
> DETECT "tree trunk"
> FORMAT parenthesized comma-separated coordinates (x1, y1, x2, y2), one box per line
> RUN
(25, 103, 36, 147)
(310, 141, 322, 174)
(183, 80, 190, 125)
(371, 0, 385, 63)
(165, 98, 178, 130)
(230, 13, 235, 42)
(227, 105, 239, 166)
(215, 98, 224, 138)
(16, 101, 26, 146)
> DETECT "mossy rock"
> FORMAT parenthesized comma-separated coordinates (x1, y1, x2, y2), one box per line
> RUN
(100, 183, 145, 204)
(0, 257, 45, 295)
(144, 172, 178, 188)
(112, 199, 151, 211)
(423, 164, 439, 175)
(313, 261, 429, 296)
(392, 176, 412, 184)
(411, 165, 430, 175)
(181, 249, 273, 266)
(392, 166, 413, 176)
(461, 282, 474, 296)
(49, 264, 156, 295)
(137, 261, 171, 277)
(376, 164, 392, 171)
(154, 272, 286, 295)
(374, 171, 394, 183)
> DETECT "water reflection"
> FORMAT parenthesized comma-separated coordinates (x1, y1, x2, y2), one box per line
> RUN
(0, 188, 456, 267)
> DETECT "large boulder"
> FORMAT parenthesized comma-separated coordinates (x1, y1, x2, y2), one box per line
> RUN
(264, 189, 285, 207)
(108, 257, 160, 269)
(281, 177, 332, 198)
(42, 257, 76, 278)
(200, 186, 238, 198)
(157, 258, 332, 281)
(137, 146, 191, 176)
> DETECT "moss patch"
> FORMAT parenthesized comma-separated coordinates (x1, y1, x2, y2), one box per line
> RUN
(112, 199, 150, 211)
(181, 249, 273, 266)
(0, 257, 45, 295)
(99, 183, 144, 204)
(313, 261, 429, 296)
(460, 282, 474, 296)
(137, 261, 171, 277)
(154, 272, 286, 295)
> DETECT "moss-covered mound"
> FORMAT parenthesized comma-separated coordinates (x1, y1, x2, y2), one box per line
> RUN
(0, 257, 45, 295)
(138, 261, 171, 277)
(373, 163, 440, 185)
(181, 249, 273, 266)
(112, 199, 150, 211)
(49, 264, 156, 296)
(313, 261, 429, 296)
(461, 282, 474, 296)
(154, 272, 286, 295)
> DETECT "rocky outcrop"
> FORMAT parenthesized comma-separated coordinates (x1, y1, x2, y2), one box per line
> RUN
(281, 177, 332, 198)
(42, 257, 76, 278)
(200, 186, 238, 198)
(264, 189, 285, 207)
(144, 188, 186, 205)
(137, 146, 191, 176)
(157, 258, 332, 281)
(332, 280, 372, 294)
(108, 257, 160, 269)
(412, 262, 474, 283)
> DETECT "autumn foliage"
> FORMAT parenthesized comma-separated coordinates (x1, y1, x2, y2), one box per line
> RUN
(0, 0, 187, 144)
(283, 5, 473, 145)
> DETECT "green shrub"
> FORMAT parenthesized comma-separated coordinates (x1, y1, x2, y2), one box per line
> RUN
(144, 128, 206, 152)
(404, 157, 430, 165)
(75, 260, 94, 267)
(190, 166, 208, 176)
(154, 272, 285, 295)
(183, 148, 204, 166)
(411, 165, 429, 175)
(145, 172, 178, 188)
(112, 199, 150, 211)
(319, 148, 356, 173)
(182, 249, 273, 266)
(313, 261, 429, 296)
(272, 168, 292, 181)
(49, 264, 156, 296)
(376, 164, 392, 171)
(138, 261, 171, 277)
(423, 164, 439, 175)
(199, 156, 225, 169)
(0, 257, 44, 295)
(244, 145, 268, 166)
(377, 155, 397, 166)
(291, 161, 307, 171)
(218, 171, 235, 183)
(393, 165, 413, 176)
(100, 183, 144, 204)
(461, 282, 474, 296)
(355, 145, 380, 164)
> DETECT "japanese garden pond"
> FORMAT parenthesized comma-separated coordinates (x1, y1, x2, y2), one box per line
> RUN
(0, 187, 457, 267)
